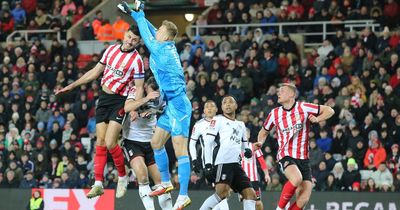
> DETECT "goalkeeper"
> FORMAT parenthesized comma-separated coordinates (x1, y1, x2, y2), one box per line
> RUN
(118, 1, 192, 209)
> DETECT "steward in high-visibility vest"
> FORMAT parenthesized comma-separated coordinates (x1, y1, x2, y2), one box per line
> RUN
(113, 15, 130, 40)
(92, 10, 103, 36)
(97, 19, 115, 41)
(27, 190, 44, 210)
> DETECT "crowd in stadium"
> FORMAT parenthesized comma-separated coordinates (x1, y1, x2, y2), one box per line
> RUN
(0, 0, 400, 194)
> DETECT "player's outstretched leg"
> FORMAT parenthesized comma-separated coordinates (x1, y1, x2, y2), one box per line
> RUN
(172, 136, 191, 210)
(148, 163, 173, 209)
(150, 127, 173, 197)
(276, 164, 303, 210)
(87, 123, 108, 198)
(105, 121, 128, 198)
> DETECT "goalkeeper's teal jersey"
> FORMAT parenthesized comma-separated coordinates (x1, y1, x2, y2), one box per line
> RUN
(135, 15, 186, 99)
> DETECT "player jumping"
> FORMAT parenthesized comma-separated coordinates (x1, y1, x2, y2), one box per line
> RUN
(118, 1, 192, 209)
(56, 25, 145, 198)
(199, 96, 257, 210)
(122, 77, 172, 210)
(255, 83, 334, 210)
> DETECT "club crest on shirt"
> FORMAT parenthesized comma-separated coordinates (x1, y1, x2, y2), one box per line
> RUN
(210, 120, 216, 128)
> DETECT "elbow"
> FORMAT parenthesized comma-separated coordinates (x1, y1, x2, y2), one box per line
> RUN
(329, 107, 335, 116)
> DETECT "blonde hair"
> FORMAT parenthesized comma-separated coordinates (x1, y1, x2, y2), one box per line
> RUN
(162, 20, 178, 40)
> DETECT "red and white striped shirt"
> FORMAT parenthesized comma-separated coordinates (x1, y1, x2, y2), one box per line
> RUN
(263, 102, 320, 160)
(99, 44, 144, 96)
(241, 143, 265, 182)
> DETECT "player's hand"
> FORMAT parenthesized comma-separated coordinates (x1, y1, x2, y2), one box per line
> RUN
(264, 173, 271, 185)
(204, 164, 215, 184)
(308, 115, 319, 123)
(133, 0, 145, 11)
(192, 159, 202, 173)
(244, 148, 252, 158)
(146, 91, 160, 101)
(139, 110, 152, 119)
(253, 141, 263, 149)
(55, 85, 73, 95)
(117, 1, 133, 14)
(130, 111, 138, 121)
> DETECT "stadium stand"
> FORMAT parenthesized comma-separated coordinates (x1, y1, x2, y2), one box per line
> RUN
(0, 0, 399, 194)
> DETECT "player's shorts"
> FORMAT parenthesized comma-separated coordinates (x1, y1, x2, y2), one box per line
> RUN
(122, 139, 155, 166)
(96, 90, 127, 124)
(157, 93, 192, 137)
(214, 163, 252, 193)
(278, 156, 312, 181)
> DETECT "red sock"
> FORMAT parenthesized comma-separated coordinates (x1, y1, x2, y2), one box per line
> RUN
(278, 181, 297, 209)
(109, 145, 126, 177)
(289, 202, 302, 210)
(94, 146, 107, 181)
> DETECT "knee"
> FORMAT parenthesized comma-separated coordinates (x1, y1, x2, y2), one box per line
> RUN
(243, 190, 257, 201)
(290, 176, 303, 187)
(96, 138, 106, 146)
(216, 190, 230, 200)
(105, 140, 117, 150)
(151, 139, 162, 150)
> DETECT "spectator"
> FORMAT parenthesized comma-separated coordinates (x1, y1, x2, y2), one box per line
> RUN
(266, 174, 282, 191)
(371, 163, 394, 190)
(0, 170, 20, 188)
(92, 10, 103, 36)
(63, 38, 80, 62)
(393, 172, 400, 192)
(34, 152, 48, 180)
(61, 0, 76, 17)
(97, 19, 114, 41)
(314, 161, 330, 191)
(309, 139, 324, 170)
(364, 178, 377, 192)
(341, 158, 361, 191)
(321, 173, 340, 191)
(19, 171, 37, 188)
(112, 15, 129, 40)
(11, 1, 26, 27)
(0, 10, 14, 41)
(20, 152, 34, 174)
(364, 131, 387, 170)
(26, 190, 44, 210)
(316, 128, 333, 152)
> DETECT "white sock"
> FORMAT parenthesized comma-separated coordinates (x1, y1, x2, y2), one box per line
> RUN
(200, 193, 221, 210)
(158, 193, 173, 210)
(213, 198, 229, 210)
(94, 181, 103, 187)
(276, 207, 284, 210)
(119, 175, 127, 180)
(243, 199, 256, 210)
(139, 184, 155, 210)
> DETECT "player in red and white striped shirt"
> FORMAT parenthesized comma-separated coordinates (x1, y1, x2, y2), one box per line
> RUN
(56, 25, 145, 199)
(256, 83, 334, 210)
(241, 128, 270, 210)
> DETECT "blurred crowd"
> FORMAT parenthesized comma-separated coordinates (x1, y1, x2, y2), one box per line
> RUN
(197, 0, 400, 36)
(0, 0, 400, 194)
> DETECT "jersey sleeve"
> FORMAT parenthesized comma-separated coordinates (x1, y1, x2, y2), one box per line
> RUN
(99, 45, 113, 65)
(190, 123, 201, 141)
(302, 102, 320, 115)
(133, 56, 145, 80)
(254, 149, 263, 158)
(134, 14, 160, 53)
(263, 111, 275, 131)
(146, 19, 157, 37)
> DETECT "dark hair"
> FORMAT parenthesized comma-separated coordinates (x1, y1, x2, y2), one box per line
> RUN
(146, 77, 159, 91)
(222, 94, 238, 103)
(128, 25, 141, 37)
(204, 100, 217, 106)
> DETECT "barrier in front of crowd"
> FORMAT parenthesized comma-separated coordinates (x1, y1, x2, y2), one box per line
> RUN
(0, 189, 398, 210)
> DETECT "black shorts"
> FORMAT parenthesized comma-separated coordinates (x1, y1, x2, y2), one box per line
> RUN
(278, 156, 312, 181)
(214, 163, 252, 193)
(252, 181, 261, 200)
(96, 91, 127, 124)
(122, 140, 155, 166)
